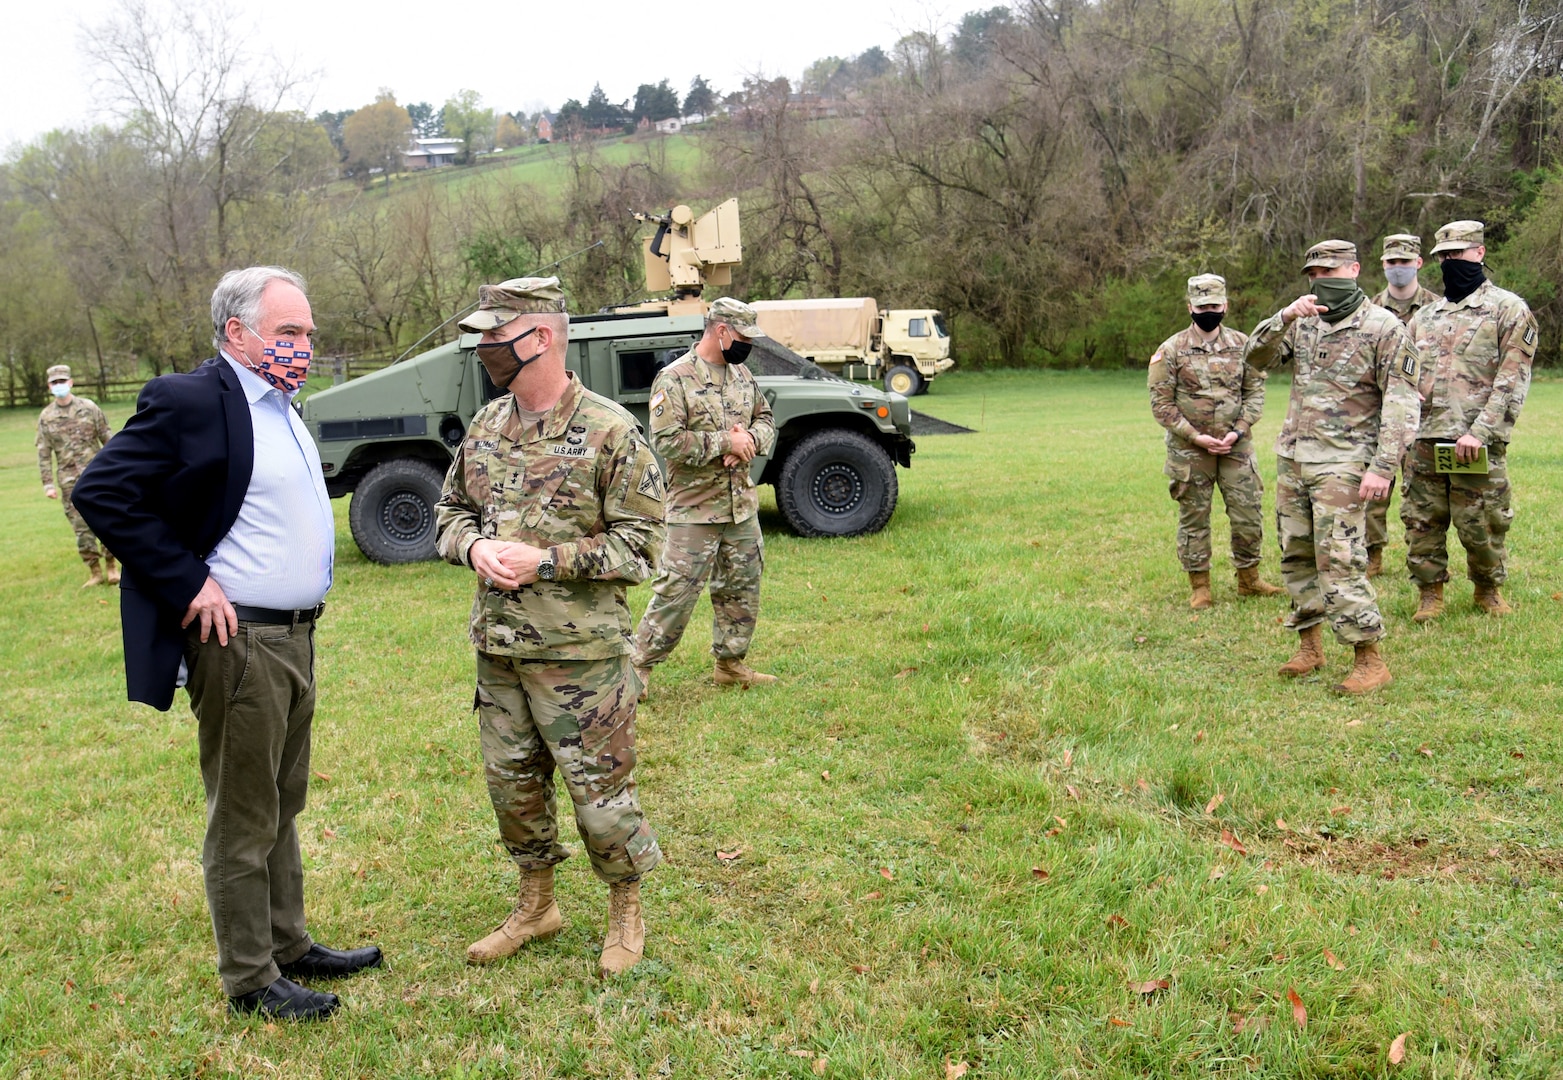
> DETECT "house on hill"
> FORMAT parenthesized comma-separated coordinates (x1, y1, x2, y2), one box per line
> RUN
(536, 115, 553, 143)
(654, 117, 682, 134)
(402, 137, 462, 170)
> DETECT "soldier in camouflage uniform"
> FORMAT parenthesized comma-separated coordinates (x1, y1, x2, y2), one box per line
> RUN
(1149, 274, 1283, 609)
(1401, 220, 1537, 620)
(36, 364, 117, 587)
(436, 277, 666, 978)
(1362, 233, 1442, 577)
(1242, 240, 1422, 694)
(630, 297, 779, 698)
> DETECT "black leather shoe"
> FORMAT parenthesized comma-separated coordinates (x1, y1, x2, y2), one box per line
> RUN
(228, 976, 340, 1020)
(277, 942, 384, 980)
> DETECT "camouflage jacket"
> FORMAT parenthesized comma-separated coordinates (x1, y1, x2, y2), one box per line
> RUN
(436, 372, 667, 661)
(1242, 299, 1422, 478)
(1407, 280, 1537, 446)
(650, 351, 777, 525)
(1370, 282, 1441, 326)
(37, 396, 111, 487)
(1147, 324, 1262, 450)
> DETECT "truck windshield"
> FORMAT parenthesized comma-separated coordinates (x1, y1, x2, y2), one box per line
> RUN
(932, 313, 949, 338)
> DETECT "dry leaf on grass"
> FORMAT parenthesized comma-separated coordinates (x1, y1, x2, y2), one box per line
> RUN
(944, 1058, 970, 1079)
(880, 867, 894, 881)
(1065, 784, 1080, 800)
(821, 771, 831, 781)
(1275, 817, 1289, 831)
(850, 964, 870, 975)
(1323, 948, 1345, 971)
(1220, 829, 1248, 855)
(862, 891, 883, 901)
(1108, 1017, 1131, 1027)
(1031, 866, 1050, 881)
(1063, 749, 1073, 768)
(1286, 987, 1307, 1028)
(1135, 777, 1151, 792)
(1389, 1032, 1410, 1065)
(788, 1049, 814, 1058)
(716, 849, 744, 863)
(1106, 914, 1129, 929)
(322, 828, 337, 839)
(1053, 816, 1068, 829)
(312, 770, 331, 782)
(808, 978, 819, 994)
(894, 667, 917, 679)
(1208, 864, 1227, 882)
(812, 1058, 827, 1075)
(1043, 827, 1062, 838)
(1255, 884, 1270, 896)
(1330, 805, 1352, 816)
(1418, 746, 1434, 758)
(1205, 792, 1226, 814)
(1129, 979, 1169, 995)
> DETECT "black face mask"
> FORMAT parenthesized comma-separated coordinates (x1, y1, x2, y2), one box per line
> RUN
(1191, 311, 1225, 333)
(721, 337, 753, 366)
(476, 326, 544, 389)
(1440, 258, 1486, 303)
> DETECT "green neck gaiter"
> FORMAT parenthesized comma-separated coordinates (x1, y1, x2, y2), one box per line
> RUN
(1311, 277, 1367, 325)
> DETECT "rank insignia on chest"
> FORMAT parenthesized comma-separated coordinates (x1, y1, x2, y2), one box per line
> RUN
(546, 443, 596, 460)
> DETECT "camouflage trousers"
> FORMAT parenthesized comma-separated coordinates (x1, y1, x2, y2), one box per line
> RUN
(1401, 440, 1512, 587)
(474, 651, 660, 884)
(632, 516, 764, 666)
(58, 476, 109, 560)
(1164, 445, 1265, 572)
(1364, 475, 1398, 551)
(1275, 457, 1384, 645)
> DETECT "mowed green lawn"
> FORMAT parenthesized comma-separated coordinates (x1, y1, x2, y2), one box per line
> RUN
(2, 370, 1560, 1079)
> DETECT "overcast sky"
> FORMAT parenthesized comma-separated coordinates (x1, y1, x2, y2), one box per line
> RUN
(2, 0, 958, 149)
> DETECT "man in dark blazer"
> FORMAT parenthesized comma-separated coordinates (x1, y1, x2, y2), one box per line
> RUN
(73, 266, 381, 1021)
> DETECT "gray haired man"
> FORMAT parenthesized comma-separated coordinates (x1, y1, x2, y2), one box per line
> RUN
(74, 267, 382, 1021)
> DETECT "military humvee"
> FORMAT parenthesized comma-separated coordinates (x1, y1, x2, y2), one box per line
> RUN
(301, 201, 915, 564)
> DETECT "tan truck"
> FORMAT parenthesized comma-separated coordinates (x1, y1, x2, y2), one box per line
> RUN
(749, 297, 954, 395)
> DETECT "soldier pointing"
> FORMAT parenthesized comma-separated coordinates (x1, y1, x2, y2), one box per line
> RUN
(1242, 240, 1422, 694)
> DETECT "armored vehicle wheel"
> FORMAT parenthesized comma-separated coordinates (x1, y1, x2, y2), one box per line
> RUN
(883, 364, 923, 397)
(776, 429, 898, 538)
(349, 459, 446, 564)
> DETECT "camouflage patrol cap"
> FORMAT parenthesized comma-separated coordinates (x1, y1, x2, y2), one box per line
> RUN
(1430, 220, 1485, 255)
(457, 276, 568, 332)
(1186, 274, 1227, 306)
(1302, 240, 1358, 271)
(46, 364, 71, 384)
(704, 296, 768, 339)
(1381, 234, 1422, 260)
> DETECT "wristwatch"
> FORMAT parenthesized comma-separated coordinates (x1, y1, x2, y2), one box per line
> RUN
(537, 552, 557, 581)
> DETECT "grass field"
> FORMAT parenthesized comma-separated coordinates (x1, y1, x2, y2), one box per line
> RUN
(2, 370, 1561, 1078)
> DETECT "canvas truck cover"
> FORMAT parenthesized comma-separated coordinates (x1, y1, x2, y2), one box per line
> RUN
(750, 297, 878, 354)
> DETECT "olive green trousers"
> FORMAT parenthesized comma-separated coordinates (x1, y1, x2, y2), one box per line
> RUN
(184, 620, 318, 996)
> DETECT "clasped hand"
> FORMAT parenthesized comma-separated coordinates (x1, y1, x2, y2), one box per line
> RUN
(1194, 431, 1241, 456)
(722, 425, 757, 469)
(470, 539, 546, 590)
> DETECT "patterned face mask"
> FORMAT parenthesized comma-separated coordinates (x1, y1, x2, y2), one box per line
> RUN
(242, 322, 313, 394)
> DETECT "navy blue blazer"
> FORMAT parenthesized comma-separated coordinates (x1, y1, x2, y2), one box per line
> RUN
(72, 358, 255, 711)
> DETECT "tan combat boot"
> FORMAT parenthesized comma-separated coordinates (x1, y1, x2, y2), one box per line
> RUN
(103, 554, 121, 585)
(633, 664, 652, 703)
(1412, 582, 1445, 623)
(1365, 546, 1384, 578)
(466, 867, 563, 965)
(1187, 570, 1213, 610)
(1332, 641, 1392, 695)
(714, 657, 778, 687)
(1473, 583, 1514, 616)
(80, 555, 104, 589)
(598, 879, 644, 978)
(1235, 565, 1284, 597)
(1278, 624, 1326, 678)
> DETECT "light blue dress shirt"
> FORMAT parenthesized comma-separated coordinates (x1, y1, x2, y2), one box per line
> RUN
(204, 354, 334, 609)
